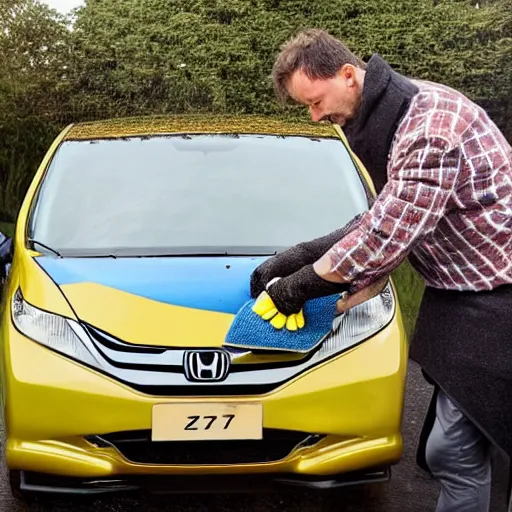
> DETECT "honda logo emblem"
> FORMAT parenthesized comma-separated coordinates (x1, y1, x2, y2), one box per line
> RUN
(183, 350, 230, 382)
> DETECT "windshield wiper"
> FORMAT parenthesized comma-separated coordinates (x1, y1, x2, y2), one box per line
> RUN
(28, 239, 62, 258)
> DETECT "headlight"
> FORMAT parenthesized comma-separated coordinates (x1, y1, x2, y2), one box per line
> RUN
(314, 282, 395, 361)
(11, 288, 101, 368)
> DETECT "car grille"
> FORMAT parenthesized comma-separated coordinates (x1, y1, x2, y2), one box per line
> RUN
(86, 429, 322, 465)
(81, 323, 315, 396)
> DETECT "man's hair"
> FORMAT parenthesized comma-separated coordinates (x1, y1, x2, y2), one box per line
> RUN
(271, 29, 367, 103)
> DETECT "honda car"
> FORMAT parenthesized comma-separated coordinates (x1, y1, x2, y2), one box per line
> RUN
(0, 115, 408, 501)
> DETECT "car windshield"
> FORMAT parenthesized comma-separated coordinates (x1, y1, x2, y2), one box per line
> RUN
(29, 133, 370, 257)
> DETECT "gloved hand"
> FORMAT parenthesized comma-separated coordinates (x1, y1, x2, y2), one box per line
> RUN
(250, 213, 363, 299)
(252, 289, 305, 331)
(252, 265, 350, 330)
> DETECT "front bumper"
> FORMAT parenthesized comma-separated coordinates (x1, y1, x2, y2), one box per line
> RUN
(17, 467, 391, 496)
(2, 311, 407, 490)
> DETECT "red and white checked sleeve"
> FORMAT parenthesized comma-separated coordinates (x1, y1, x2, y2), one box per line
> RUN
(317, 135, 462, 292)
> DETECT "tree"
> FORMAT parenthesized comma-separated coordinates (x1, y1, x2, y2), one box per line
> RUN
(470, 0, 512, 138)
(0, 0, 72, 220)
(68, 0, 511, 124)
(68, 0, 291, 117)
(0, 0, 510, 220)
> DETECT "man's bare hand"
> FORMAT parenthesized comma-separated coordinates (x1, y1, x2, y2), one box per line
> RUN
(336, 276, 389, 314)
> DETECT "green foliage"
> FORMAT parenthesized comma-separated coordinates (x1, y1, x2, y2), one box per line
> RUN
(0, 0, 511, 222)
(469, 0, 512, 135)
(0, 222, 14, 236)
(0, 222, 14, 238)
(64, 0, 512, 124)
(0, 0, 71, 220)
(392, 261, 425, 340)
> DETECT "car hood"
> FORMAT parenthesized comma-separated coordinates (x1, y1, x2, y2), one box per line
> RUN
(35, 256, 266, 348)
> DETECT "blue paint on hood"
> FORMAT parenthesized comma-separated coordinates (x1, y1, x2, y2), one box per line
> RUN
(36, 256, 268, 315)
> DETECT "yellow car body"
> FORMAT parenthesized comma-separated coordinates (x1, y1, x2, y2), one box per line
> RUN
(0, 116, 408, 498)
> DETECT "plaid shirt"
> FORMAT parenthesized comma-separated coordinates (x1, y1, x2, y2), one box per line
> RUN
(323, 80, 512, 292)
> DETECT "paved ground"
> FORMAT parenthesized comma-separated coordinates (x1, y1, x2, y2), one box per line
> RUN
(0, 362, 509, 512)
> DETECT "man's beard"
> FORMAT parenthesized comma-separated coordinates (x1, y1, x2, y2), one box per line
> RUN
(340, 94, 363, 127)
(323, 94, 363, 127)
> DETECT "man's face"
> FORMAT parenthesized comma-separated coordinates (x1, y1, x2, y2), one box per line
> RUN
(286, 65, 363, 126)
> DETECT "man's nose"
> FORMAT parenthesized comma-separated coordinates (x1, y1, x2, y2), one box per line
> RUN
(309, 106, 322, 122)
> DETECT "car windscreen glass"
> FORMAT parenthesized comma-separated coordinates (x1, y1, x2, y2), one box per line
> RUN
(29, 133, 369, 256)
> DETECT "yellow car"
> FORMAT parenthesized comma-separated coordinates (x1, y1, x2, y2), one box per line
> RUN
(0, 115, 407, 502)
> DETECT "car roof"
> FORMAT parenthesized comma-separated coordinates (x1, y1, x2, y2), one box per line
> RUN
(63, 114, 339, 141)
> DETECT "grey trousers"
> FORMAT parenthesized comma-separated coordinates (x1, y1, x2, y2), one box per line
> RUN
(425, 389, 492, 512)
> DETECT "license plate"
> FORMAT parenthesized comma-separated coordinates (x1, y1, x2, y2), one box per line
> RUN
(151, 402, 263, 441)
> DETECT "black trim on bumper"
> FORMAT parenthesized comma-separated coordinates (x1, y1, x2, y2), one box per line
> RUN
(86, 428, 322, 466)
(18, 467, 391, 496)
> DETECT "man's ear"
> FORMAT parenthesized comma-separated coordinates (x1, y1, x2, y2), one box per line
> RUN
(338, 64, 356, 87)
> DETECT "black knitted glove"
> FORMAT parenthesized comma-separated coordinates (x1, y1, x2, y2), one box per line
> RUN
(266, 264, 350, 316)
(250, 213, 363, 298)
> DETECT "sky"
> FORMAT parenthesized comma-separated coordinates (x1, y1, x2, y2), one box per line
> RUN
(40, 0, 84, 14)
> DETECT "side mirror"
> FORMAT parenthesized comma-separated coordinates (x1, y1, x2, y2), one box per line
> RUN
(0, 232, 13, 284)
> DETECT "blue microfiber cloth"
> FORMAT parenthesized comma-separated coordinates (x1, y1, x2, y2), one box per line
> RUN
(223, 294, 340, 353)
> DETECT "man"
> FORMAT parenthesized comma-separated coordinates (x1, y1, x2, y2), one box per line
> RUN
(250, 28, 512, 512)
